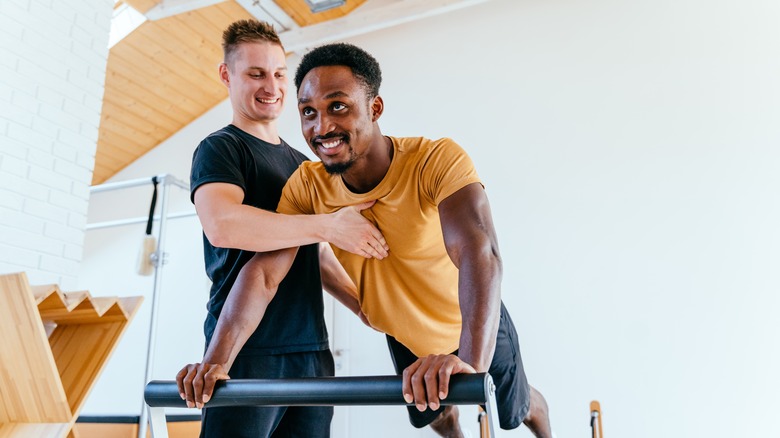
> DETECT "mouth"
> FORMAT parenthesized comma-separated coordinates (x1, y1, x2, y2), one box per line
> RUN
(256, 97, 280, 104)
(313, 135, 348, 156)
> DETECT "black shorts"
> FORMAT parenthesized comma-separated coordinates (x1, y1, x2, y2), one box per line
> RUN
(386, 302, 530, 430)
(200, 349, 334, 438)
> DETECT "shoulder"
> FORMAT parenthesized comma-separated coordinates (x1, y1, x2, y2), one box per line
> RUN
(393, 136, 463, 156)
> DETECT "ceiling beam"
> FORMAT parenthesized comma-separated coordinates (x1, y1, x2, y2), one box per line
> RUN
(279, 0, 493, 53)
(234, 0, 299, 32)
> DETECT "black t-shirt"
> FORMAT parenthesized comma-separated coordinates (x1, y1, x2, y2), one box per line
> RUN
(190, 124, 328, 355)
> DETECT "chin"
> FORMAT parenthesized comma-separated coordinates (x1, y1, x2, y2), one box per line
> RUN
(323, 160, 355, 175)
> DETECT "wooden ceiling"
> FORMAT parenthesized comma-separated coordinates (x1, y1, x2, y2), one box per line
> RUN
(93, 0, 489, 184)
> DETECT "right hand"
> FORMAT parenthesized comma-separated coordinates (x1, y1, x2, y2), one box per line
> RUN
(327, 201, 389, 259)
(176, 362, 230, 409)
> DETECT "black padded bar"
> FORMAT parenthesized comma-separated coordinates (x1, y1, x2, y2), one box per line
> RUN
(145, 374, 491, 408)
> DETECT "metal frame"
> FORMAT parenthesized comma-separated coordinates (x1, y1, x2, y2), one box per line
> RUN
(87, 173, 192, 438)
(144, 374, 502, 437)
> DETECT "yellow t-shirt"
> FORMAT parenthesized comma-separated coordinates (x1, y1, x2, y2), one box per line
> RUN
(277, 136, 482, 356)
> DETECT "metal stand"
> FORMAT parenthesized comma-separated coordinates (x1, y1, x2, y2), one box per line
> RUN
(88, 174, 192, 438)
(144, 374, 502, 437)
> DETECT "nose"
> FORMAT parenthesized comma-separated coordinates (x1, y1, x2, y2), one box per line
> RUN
(313, 112, 334, 136)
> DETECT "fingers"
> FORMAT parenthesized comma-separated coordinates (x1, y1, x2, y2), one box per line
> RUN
(201, 366, 230, 405)
(402, 355, 476, 412)
(330, 203, 389, 259)
(402, 359, 422, 405)
(177, 363, 229, 409)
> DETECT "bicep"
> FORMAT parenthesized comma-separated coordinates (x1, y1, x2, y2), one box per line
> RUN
(438, 183, 499, 268)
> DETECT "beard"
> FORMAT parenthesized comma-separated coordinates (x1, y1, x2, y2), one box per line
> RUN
(323, 156, 357, 174)
(314, 133, 357, 175)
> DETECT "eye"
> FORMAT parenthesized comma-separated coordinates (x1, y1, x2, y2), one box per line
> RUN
(249, 73, 264, 79)
(275, 72, 286, 79)
(301, 107, 314, 117)
(331, 102, 346, 112)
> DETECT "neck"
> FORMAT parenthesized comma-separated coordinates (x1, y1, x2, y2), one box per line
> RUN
(232, 117, 280, 144)
(342, 133, 393, 194)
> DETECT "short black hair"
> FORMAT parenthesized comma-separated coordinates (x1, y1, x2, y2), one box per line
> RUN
(294, 43, 382, 98)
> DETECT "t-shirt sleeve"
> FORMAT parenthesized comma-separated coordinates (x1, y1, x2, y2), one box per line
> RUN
(420, 138, 483, 205)
(190, 133, 246, 203)
(277, 166, 315, 215)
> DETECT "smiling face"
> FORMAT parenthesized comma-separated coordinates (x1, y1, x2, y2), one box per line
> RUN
(221, 41, 287, 128)
(297, 65, 382, 175)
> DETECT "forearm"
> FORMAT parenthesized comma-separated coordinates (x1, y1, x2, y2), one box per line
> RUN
(457, 244, 502, 372)
(203, 250, 296, 370)
(200, 204, 331, 252)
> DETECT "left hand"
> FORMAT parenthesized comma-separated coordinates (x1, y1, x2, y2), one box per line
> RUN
(401, 354, 476, 412)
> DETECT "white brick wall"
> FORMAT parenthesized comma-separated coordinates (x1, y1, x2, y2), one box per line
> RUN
(0, 0, 112, 289)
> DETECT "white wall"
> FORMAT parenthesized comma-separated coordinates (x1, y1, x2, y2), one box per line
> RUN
(0, 0, 112, 290)
(78, 0, 780, 437)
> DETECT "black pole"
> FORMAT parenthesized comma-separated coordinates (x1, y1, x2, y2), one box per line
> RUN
(145, 374, 491, 408)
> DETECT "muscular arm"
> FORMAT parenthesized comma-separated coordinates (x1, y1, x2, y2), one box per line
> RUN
(194, 182, 388, 258)
(318, 243, 371, 327)
(402, 182, 502, 411)
(176, 248, 298, 408)
(439, 183, 502, 371)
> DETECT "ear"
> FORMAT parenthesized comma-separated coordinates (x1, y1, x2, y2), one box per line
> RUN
(370, 95, 384, 122)
(218, 62, 230, 87)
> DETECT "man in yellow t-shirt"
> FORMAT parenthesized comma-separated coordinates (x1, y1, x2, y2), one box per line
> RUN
(227, 43, 553, 437)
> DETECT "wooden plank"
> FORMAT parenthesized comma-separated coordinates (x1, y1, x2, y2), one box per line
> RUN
(101, 102, 173, 143)
(135, 19, 223, 72)
(107, 50, 218, 109)
(104, 68, 198, 122)
(105, 60, 205, 117)
(0, 273, 71, 424)
(0, 423, 71, 438)
(122, 29, 223, 96)
(102, 90, 182, 134)
(94, 142, 139, 165)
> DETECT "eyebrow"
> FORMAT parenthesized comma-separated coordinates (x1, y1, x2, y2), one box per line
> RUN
(247, 66, 287, 71)
(298, 90, 349, 104)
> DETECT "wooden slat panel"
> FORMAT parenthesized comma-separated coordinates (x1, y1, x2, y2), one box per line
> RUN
(102, 89, 182, 134)
(110, 44, 222, 105)
(122, 32, 223, 97)
(101, 101, 176, 143)
(0, 273, 71, 424)
(103, 68, 198, 123)
(105, 59, 206, 116)
(273, 0, 366, 27)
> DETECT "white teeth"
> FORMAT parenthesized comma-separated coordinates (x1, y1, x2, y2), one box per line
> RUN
(257, 98, 278, 104)
(320, 139, 341, 149)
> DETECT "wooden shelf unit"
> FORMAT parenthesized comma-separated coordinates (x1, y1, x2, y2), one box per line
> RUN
(0, 272, 142, 438)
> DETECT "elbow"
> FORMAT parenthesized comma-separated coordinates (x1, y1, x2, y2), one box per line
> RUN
(202, 219, 235, 248)
(463, 237, 503, 275)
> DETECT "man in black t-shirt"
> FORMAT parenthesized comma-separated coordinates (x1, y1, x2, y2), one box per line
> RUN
(176, 20, 388, 437)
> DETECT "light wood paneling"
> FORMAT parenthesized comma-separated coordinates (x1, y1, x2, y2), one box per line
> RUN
(274, 0, 366, 27)
(93, 1, 253, 184)
(0, 272, 143, 438)
(0, 273, 71, 423)
(94, 0, 374, 184)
